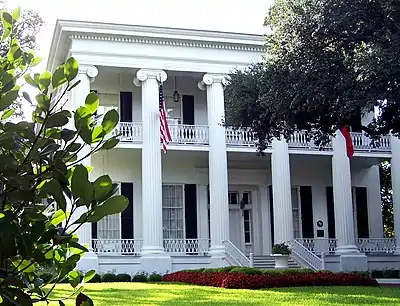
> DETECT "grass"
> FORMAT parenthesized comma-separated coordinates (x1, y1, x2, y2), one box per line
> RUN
(39, 283, 400, 306)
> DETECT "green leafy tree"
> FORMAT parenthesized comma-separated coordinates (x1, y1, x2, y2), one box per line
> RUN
(0, 8, 127, 305)
(225, 0, 400, 151)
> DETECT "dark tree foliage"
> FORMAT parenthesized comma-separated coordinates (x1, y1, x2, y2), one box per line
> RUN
(225, 0, 400, 151)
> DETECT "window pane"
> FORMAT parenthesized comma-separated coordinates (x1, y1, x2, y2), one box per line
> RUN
(162, 184, 185, 239)
(243, 192, 251, 205)
(229, 192, 238, 205)
(245, 232, 250, 243)
(291, 188, 299, 208)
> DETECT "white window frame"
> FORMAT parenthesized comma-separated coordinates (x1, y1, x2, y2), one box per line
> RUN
(162, 184, 186, 239)
(291, 187, 302, 238)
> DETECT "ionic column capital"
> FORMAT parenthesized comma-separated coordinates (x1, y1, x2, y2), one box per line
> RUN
(133, 69, 167, 87)
(78, 65, 98, 83)
(198, 73, 229, 91)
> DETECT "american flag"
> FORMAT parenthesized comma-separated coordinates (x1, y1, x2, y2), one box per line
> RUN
(159, 83, 172, 153)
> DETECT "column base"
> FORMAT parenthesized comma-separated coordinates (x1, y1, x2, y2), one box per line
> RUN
(141, 245, 165, 256)
(76, 251, 99, 273)
(335, 244, 359, 254)
(394, 246, 400, 255)
(140, 254, 172, 274)
(209, 245, 229, 268)
(340, 254, 367, 272)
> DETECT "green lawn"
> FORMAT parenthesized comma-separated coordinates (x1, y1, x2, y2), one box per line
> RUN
(40, 283, 400, 306)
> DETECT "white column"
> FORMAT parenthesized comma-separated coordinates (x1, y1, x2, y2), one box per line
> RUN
(134, 69, 167, 255)
(332, 130, 358, 253)
(259, 186, 272, 255)
(71, 65, 99, 272)
(271, 139, 293, 244)
(366, 165, 384, 238)
(196, 185, 209, 240)
(133, 181, 143, 241)
(391, 136, 400, 253)
(198, 74, 229, 257)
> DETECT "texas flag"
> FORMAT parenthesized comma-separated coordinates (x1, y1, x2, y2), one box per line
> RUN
(339, 125, 354, 158)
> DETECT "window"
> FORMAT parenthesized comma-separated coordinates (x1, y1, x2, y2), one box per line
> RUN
(292, 188, 301, 238)
(162, 185, 185, 239)
(243, 210, 252, 244)
(229, 192, 239, 205)
(97, 183, 121, 239)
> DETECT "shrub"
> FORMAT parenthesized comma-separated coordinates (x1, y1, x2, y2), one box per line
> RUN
(132, 271, 148, 282)
(148, 273, 162, 282)
(371, 270, 384, 278)
(230, 267, 263, 275)
(101, 273, 118, 283)
(162, 270, 378, 289)
(215, 266, 239, 272)
(272, 243, 291, 255)
(88, 273, 102, 283)
(116, 273, 132, 282)
(382, 269, 399, 279)
(38, 272, 54, 283)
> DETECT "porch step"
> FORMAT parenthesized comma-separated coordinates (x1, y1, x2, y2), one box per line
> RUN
(252, 256, 302, 270)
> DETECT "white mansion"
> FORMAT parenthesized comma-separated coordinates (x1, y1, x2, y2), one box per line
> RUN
(47, 20, 400, 274)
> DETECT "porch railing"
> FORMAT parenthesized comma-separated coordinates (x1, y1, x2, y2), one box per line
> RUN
(92, 239, 142, 255)
(163, 238, 210, 254)
(112, 122, 391, 153)
(356, 238, 396, 253)
(289, 239, 322, 271)
(295, 238, 337, 254)
(296, 238, 396, 254)
(223, 240, 251, 267)
(169, 124, 209, 144)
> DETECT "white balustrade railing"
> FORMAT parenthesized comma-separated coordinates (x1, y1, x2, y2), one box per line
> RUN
(295, 238, 337, 254)
(225, 127, 255, 147)
(92, 239, 142, 255)
(351, 132, 391, 152)
(223, 240, 251, 267)
(356, 238, 396, 253)
(169, 124, 209, 144)
(113, 122, 142, 142)
(289, 239, 322, 271)
(163, 238, 210, 254)
(289, 131, 319, 149)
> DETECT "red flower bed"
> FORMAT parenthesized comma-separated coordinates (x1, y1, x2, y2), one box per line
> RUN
(162, 271, 378, 289)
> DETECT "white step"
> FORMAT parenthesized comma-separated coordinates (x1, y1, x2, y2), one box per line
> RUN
(252, 256, 301, 269)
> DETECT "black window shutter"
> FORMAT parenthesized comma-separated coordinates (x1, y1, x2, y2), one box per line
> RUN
(120, 92, 133, 122)
(326, 187, 335, 238)
(182, 95, 195, 125)
(185, 184, 197, 239)
(91, 222, 97, 239)
(300, 186, 314, 238)
(269, 185, 274, 246)
(121, 182, 134, 239)
(356, 187, 369, 238)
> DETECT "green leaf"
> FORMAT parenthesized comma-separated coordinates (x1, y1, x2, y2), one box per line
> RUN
(51, 209, 69, 226)
(12, 259, 35, 273)
(84, 270, 96, 283)
(12, 7, 21, 21)
(68, 270, 81, 288)
(24, 74, 37, 88)
(68, 241, 88, 253)
(22, 91, 32, 104)
(102, 109, 119, 134)
(85, 92, 99, 114)
(68, 143, 81, 152)
(35, 94, 50, 111)
(0, 85, 19, 111)
(31, 57, 42, 67)
(93, 175, 112, 202)
(87, 195, 128, 222)
(100, 137, 119, 150)
(61, 129, 76, 142)
(58, 300, 66, 306)
(1, 108, 14, 120)
(64, 57, 79, 81)
(71, 165, 93, 203)
(46, 112, 69, 128)
(76, 293, 94, 306)
(38, 71, 52, 92)
(92, 126, 105, 142)
(52, 65, 67, 89)
(42, 180, 67, 212)
(1, 12, 12, 41)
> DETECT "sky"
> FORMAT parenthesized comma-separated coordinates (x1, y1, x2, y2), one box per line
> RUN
(9, 0, 273, 118)
(12, 0, 273, 64)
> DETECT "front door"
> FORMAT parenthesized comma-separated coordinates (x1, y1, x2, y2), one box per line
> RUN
(228, 190, 253, 254)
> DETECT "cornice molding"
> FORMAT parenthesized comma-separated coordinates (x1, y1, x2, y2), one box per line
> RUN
(69, 34, 265, 52)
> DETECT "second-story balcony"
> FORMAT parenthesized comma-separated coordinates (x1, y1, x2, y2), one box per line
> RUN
(113, 122, 392, 154)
